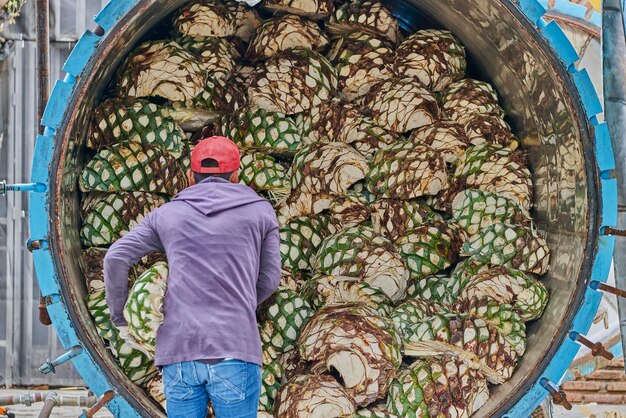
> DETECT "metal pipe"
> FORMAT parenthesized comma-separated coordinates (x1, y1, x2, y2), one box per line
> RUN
(39, 345, 84, 374)
(0, 181, 47, 196)
(0, 392, 47, 407)
(37, 393, 58, 418)
(0, 391, 96, 408)
(602, 0, 626, 369)
(35, 0, 49, 135)
(80, 391, 115, 418)
(589, 280, 626, 298)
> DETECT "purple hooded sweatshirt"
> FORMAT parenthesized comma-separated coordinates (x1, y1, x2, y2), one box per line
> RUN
(103, 177, 281, 366)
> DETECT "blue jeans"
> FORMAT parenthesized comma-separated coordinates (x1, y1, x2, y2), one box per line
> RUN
(162, 360, 261, 418)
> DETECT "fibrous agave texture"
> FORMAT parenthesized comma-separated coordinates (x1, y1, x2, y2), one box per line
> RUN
(305, 275, 394, 317)
(110, 337, 158, 385)
(442, 78, 504, 121)
(88, 289, 157, 385)
(87, 289, 119, 343)
(327, 0, 400, 45)
(354, 408, 398, 418)
(461, 113, 517, 147)
(459, 299, 528, 357)
(411, 276, 455, 306)
(327, 193, 372, 228)
(89, 98, 185, 157)
(80, 192, 166, 247)
(290, 142, 369, 196)
(300, 99, 399, 158)
(390, 297, 444, 337)
(366, 142, 448, 200)
(226, 1, 263, 43)
(371, 199, 441, 242)
(274, 374, 357, 418)
(259, 287, 315, 353)
(452, 143, 532, 210)
(447, 257, 491, 301)
(396, 220, 467, 279)
(262, 0, 335, 20)
(177, 35, 238, 79)
(360, 78, 440, 133)
(82, 249, 109, 293)
(451, 188, 531, 237)
(312, 225, 410, 301)
(239, 152, 291, 202)
(191, 70, 249, 113)
(79, 142, 187, 195)
(124, 262, 168, 357)
(394, 29, 466, 92)
(453, 266, 548, 322)
(260, 355, 283, 412)
(326, 31, 394, 101)
(298, 304, 403, 406)
(461, 223, 550, 275)
(386, 356, 489, 418)
(116, 40, 206, 104)
(82, 249, 164, 294)
(174, 1, 237, 38)
(403, 313, 520, 384)
(280, 215, 337, 271)
(455, 267, 548, 321)
(249, 48, 338, 115)
(275, 192, 335, 224)
(408, 120, 469, 164)
(144, 374, 166, 409)
(218, 107, 302, 153)
(247, 15, 329, 60)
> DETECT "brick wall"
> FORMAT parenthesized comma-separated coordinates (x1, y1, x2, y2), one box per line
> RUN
(562, 358, 626, 404)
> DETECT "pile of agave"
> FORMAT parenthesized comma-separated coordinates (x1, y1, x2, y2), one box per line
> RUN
(80, 0, 551, 416)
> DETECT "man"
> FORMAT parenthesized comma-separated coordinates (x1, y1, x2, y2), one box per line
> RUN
(104, 136, 282, 418)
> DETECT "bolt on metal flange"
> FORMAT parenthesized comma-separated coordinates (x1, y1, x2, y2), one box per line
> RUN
(540, 378, 572, 410)
(569, 331, 615, 360)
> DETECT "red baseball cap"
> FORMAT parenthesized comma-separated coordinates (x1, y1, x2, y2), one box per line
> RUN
(191, 136, 241, 174)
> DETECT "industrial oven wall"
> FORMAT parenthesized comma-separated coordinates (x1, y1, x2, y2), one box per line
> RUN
(29, 0, 617, 417)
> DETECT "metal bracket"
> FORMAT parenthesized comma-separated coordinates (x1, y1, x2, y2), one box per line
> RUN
(26, 239, 46, 252)
(569, 331, 615, 360)
(601, 226, 626, 236)
(539, 378, 572, 410)
(0, 180, 47, 196)
(589, 280, 626, 298)
(39, 346, 83, 375)
(79, 391, 115, 418)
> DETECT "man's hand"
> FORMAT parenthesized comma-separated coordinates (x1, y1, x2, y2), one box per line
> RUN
(116, 325, 152, 357)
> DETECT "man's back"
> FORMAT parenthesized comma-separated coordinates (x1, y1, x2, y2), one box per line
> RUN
(104, 177, 281, 366)
(104, 136, 281, 418)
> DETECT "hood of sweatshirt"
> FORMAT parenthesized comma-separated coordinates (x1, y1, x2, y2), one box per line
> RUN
(172, 177, 267, 216)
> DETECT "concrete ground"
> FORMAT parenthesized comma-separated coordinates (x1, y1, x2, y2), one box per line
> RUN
(2, 388, 626, 417)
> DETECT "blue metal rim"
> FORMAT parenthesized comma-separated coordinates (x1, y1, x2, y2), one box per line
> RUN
(29, 1, 616, 417)
(508, 1, 615, 416)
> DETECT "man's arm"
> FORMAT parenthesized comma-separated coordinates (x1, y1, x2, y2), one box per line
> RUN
(104, 211, 164, 326)
(257, 218, 281, 306)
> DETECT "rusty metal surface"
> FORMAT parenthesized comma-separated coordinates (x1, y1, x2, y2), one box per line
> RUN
(35, 0, 48, 136)
(46, 0, 598, 416)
